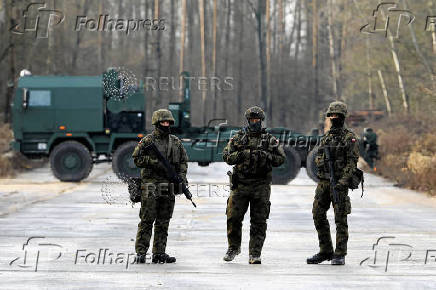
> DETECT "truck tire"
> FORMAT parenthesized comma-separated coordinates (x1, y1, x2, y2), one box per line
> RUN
(306, 147, 319, 183)
(112, 141, 140, 181)
(272, 147, 301, 185)
(50, 141, 93, 182)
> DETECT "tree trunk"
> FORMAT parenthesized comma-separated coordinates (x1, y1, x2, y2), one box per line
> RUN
(222, 0, 231, 120)
(327, 0, 339, 100)
(212, 0, 217, 117)
(380, 9, 409, 113)
(294, 0, 301, 90)
(294, 0, 301, 62)
(154, 0, 162, 108)
(266, 0, 271, 124)
(179, 0, 186, 98)
(98, 1, 103, 70)
(46, 0, 55, 73)
(366, 38, 374, 110)
(143, 0, 149, 77)
(4, 0, 16, 123)
(377, 70, 392, 116)
(256, 0, 267, 114)
(188, 0, 195, 72)
(402, 0, 435, 88)
(199, 0, 207, 125)
(312, 0, 319, 120)
(169, 0, 177, 77)
(236, 0, 245, 125)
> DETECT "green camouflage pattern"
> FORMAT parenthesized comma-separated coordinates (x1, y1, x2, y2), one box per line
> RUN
(132, 130, 188, 185)
(312, 180, 351, 256)
(315, 127, 359, 185)
(132, 127, 188, 255)
(312, 124, 359, 257)
(226, 183, 271, 256)
(326, 101, 348, 117)
(151, 109, 175, 125)
(223, 128, 285, 256)
(223, 129, 286, 182)
(244, 106, 266, 121)
(135, 194, 175, 254)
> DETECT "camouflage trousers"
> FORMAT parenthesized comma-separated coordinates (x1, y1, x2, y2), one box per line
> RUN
(312, 180, 351, 256)
(135, 190, 175, 255)
(226, 181, 271, 257)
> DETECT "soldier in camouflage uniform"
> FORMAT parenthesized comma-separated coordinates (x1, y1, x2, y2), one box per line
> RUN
(307, 101, 359, 266)
(222, 106, 286, 264)
(132, 109, 188, 264)
(361, 128, 378, 170)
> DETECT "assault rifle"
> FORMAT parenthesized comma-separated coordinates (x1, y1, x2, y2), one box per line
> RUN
(143, 142, 196, 208)
(324, 146, 339, 204)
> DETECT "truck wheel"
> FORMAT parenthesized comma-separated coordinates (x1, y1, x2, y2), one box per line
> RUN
(50, 141, 93, 182)
(272, 147, 301, 185)
(306, 147, 319, 183)
(112, 141, 140, 181)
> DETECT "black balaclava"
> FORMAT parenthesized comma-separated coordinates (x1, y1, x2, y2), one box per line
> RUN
(330, 115, 345, 129)
(248, 119, 262, 132)
(156, 123, 171, 135)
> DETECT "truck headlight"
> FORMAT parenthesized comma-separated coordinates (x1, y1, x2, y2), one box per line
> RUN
(37, 143, 47, 150)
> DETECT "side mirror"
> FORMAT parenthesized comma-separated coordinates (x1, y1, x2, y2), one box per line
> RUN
(22, 88, 29, 109)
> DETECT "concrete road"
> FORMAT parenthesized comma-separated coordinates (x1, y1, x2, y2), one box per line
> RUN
(0, 163, 436, 289)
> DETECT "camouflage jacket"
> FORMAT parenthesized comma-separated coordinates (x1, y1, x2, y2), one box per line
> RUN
(315, 127, 359, 186)
(132, 130, 188, 184)
(222, 128, 286, 183)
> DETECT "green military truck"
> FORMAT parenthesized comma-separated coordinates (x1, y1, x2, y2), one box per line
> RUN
(10, 69, 320, 184)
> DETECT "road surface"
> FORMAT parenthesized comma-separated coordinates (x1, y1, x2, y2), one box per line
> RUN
(0, 163, 436, 289)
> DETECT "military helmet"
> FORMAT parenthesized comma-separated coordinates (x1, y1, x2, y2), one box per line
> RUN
(244, 106, 265, 121)
(326, 101, 348, 117)
(152, 109, 175, 125)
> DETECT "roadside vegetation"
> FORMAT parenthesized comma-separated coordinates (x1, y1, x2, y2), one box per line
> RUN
(365, 114, 436, 196)
(0, 123, 46, 178)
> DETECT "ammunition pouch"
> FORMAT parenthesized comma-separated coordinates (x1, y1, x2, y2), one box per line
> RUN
(127, 177, 142, 203)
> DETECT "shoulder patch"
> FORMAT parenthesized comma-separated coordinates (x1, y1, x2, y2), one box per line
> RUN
(139, 135, 153, 144)
(269, 135, 279, 145)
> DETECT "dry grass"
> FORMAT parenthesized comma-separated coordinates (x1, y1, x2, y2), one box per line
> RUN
(363, 114, 436, 196)
(0, 123, 46, 178)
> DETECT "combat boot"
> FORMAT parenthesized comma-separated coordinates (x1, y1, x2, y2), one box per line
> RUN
(152, 253, 176, 264)
(331, 255, 345, 265)
(223, 247, 241, 261)
(136, 254, 147, 264)
(306, 252, 333, 264)
(248, 255, 261, 264)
